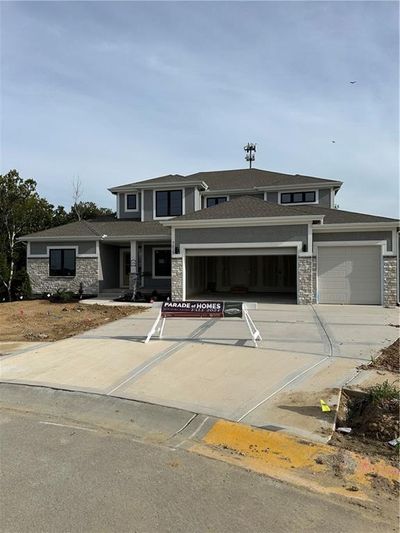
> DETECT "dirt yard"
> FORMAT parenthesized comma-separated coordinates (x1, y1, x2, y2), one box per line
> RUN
(369, 338, 399, 373)
(0, 300, 146, 343)
(331, 337, 399, 464)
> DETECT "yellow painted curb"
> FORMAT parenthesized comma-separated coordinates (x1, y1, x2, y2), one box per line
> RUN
(190, 420, 399, 500)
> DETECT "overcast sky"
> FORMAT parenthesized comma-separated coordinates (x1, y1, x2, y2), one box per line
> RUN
(1, 1, 399, 217)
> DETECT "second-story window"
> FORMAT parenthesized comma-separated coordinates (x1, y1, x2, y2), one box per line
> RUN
(206, 196, 228, 208)
(280, 191, 316, 204)
(126, 193, 137, 211)
(155, 190, 182, 217)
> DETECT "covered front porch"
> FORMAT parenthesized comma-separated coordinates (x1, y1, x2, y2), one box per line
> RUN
(98, 239, 172, 299)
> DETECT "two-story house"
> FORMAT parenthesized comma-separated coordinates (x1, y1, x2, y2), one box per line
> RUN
(21, 168, 399, 306)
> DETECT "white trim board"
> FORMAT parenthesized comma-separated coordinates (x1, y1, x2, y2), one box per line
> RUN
(163, 215, 323, 229)
(313, 223, 398, 232)
(313, 240, 389, 255)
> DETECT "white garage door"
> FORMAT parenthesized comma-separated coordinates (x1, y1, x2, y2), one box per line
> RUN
(318, 246, 381, 304)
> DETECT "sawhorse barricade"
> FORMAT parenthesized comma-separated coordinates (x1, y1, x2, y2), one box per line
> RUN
(144, 300, 262, 348)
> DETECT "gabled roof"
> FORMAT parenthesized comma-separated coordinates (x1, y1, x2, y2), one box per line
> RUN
(164, 196, 398, 225)
(185, 168, 341, 191)
(109, 168, 342, 193)
(20, 218, 170, 240)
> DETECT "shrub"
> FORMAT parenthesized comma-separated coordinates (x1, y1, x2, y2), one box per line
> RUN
(49, 288, 76, 303)
(368, 380, 399, 404)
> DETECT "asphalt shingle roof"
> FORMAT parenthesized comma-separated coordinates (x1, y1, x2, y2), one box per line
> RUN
(169, 196, 398, 224)
(111, 168, 340, 191)
(186, 168, 340, 191)
(20, 197, 397, 240)
(20, 218, 170, 239)
(110, 174, 187, 190)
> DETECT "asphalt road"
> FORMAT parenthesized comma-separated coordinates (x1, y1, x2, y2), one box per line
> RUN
(0, 386, 397, 533)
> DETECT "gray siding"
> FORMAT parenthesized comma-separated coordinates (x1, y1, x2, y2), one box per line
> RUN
(118, 192, 141, 220)
(143, 190, 153, 221)
(30, 241, 97, 255)
(143, 244, 171, 291)
(266, 192, 278, 203)
(176, 225, 308, 248)
(99, 243, 120, 290)
(229, 193, 264, 200)
(202, 193, 264, 208)
(184, 187, 195, 214)
(318, 189, 331, 207)
(313, 231, 393, 251)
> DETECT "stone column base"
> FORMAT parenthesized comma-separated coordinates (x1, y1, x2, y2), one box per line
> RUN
(383, 256, 398, 308)
(297, 256, 316, 304)
(171, 256, 183, 300)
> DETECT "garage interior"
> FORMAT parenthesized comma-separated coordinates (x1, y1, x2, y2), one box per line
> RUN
(186, 252, 297, 301)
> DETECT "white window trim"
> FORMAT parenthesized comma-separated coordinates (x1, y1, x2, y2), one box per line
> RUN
(152, 247, 172, 279)
(116, 193, 121, 219)
(278, 190, 319, 205)
(140, 189, 145, 221)
(153, 189, 185, 220)
(125, 192, 139, 212)
(205, 195, 229, 208)
(48, 246, 78, 278)
(194, 188, 202, 211)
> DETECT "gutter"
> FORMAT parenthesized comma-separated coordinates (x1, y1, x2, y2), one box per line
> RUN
(108, 180, 208, 193)
(161, 215, 325, 229)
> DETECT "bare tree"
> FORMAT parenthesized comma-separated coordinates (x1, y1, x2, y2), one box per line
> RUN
(72, 176, 83, 221)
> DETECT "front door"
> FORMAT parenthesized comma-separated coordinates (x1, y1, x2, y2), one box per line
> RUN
(120, 249, 130, 288)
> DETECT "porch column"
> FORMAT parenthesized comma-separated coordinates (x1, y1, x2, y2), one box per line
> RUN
(129, 240, 137, 290)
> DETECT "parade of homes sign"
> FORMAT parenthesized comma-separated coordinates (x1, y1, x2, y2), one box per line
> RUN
(145, 300, 261, 347)
(160, 301, 243, 319)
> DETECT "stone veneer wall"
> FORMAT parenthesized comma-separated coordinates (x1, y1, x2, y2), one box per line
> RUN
(171, 256, 183, 300)
(383, 256, 398, 308)
(297, 256, 316, 304)
(28, 257, 99, 294)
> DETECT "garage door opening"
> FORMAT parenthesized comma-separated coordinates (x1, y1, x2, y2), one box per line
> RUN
(186, 255, 297, 302)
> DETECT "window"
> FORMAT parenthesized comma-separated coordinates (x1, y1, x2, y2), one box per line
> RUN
(155, 190, 182, 217)
(153, 248, 171, 278)
(49, 249, 76, 277)
(280, 191, 316, 204)
(126, 193, 137, 211)
(206, 196, 228, 208)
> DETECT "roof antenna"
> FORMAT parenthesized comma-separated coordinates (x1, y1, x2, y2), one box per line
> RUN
(244, 143, 256, 169)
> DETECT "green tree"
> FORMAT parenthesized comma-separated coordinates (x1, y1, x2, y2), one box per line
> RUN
(70, 201, 114, 220)
(0, 170, 54, 300)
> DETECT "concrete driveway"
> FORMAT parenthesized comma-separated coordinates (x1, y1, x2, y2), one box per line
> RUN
(1, 303, 398, 440)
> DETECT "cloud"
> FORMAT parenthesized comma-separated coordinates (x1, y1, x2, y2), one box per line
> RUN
(1, 1, 398, 217)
